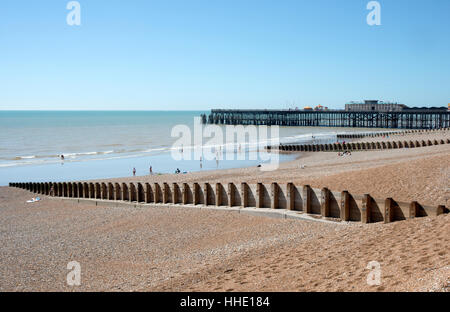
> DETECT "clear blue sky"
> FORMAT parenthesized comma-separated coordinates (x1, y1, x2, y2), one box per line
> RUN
(1, 0, 449, 110)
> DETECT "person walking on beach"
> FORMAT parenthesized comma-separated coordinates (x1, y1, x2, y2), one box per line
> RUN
(133, 167, 136, 176)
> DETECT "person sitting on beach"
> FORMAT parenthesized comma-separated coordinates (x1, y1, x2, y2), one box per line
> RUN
(175, 168, 181, 174)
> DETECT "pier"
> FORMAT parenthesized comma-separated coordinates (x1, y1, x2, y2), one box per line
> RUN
(201, 104, 450, 129)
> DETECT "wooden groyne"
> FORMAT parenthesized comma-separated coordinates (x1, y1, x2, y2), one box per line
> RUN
(268, 128, 450, 152)
(336, 128, 449, 139)
(201, 109, 450, 129)
(269, 138, 450, 152)
(9, 181, 448, 225)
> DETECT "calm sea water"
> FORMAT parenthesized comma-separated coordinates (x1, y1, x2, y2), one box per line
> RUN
(0, 111, 380, 186)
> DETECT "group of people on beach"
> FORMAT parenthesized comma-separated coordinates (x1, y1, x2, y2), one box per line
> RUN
(132, 165, 152, 177)
(131, 165, 186, 176)
(337, 151, 352, 157)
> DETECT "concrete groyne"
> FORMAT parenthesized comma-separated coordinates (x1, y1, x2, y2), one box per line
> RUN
(9, 181, 448, 225)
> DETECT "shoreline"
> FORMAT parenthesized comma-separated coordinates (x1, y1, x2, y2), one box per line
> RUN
(0, 126, 423, 186)
(85, 130, 450, 207)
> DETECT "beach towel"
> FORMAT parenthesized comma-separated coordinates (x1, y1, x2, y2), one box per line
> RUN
(26, 197, 41, 203)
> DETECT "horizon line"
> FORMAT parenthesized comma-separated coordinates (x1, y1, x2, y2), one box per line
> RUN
(0, 109, 210, 112)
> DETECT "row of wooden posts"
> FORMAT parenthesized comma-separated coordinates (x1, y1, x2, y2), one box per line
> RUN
(336, 128, 449, 139)
(269, 138, 450, 152)
(9, 181, 448, 224)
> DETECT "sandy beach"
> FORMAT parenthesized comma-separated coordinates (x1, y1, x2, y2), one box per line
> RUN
(1, 131, 449, 291)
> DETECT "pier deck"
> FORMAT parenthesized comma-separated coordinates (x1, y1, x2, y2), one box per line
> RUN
(202, 109, 450, 129)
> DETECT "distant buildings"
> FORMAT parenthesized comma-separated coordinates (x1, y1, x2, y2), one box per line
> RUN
(303, 105, 328, 111)
(345, 100, 407, 112)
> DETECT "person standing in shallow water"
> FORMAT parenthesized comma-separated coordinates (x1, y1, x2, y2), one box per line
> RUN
(133, 167, 136, 176)
(149, 166, 152, 175)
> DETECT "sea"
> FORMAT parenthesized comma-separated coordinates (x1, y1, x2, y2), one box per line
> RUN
(0, 111, 383, 186)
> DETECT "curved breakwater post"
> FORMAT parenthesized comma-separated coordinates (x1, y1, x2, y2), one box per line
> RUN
(57, 183, 63, 197)
(100, 183, 107, 200)
(128, 183, 137, 202)
(107, 183, 113, 200)
(8, 179, 449, 225)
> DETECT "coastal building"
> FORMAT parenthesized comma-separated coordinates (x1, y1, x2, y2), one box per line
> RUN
(345, 100, 408, 112)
